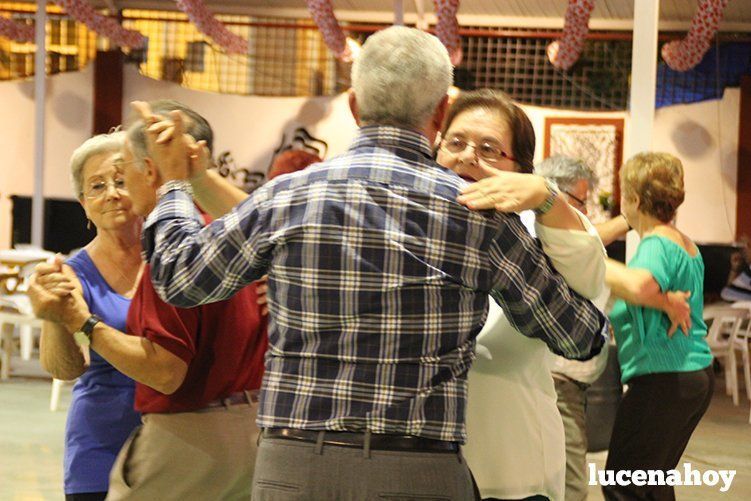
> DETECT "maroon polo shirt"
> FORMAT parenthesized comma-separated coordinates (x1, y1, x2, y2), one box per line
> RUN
(126, 265, 267, 413)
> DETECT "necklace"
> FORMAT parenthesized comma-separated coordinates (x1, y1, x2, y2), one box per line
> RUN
(89, 244, 144, 296)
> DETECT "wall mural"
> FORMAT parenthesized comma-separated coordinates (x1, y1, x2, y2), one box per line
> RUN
(212, 126, 329, 193)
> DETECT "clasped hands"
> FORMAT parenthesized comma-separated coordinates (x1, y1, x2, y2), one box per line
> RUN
(28, 256, 89, 332)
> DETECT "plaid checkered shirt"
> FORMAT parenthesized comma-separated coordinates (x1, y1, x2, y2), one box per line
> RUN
(142, 125, 608, 443)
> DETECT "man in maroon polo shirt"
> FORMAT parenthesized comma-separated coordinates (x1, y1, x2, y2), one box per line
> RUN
(107, 101, 269, 500)
(30, 102, 267, 499)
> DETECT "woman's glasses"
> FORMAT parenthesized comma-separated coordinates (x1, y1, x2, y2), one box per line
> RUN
(440, 136, 516, 163)
(562, 190, 587, 210)
(84, 178, 128, 199)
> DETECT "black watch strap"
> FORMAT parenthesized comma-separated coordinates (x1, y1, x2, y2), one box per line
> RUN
(78, 314, 102, 340)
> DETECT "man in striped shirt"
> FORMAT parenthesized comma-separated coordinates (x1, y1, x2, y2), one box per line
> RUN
(140, 26, 608, 501)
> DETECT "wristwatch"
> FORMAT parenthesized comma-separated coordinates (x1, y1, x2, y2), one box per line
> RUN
(73, 315, 102, 347)
(156, 179, 194, 200)
(534, 179, 560, 215)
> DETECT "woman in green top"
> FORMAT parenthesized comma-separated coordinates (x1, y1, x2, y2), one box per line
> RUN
(603, 152, 714, 500)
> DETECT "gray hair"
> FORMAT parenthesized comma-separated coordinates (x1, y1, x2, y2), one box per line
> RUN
(125, 120, 149, 168)
(69, 131, 125, 198)
(126, 99, 214, 168)
(351, 26, 453, 130)
(535, 155, 597, 192)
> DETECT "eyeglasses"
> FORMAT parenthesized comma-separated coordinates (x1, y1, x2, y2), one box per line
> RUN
(84, 178, 128, 199)
(440, 137, 516, 164)
(562, 190, 587, 210)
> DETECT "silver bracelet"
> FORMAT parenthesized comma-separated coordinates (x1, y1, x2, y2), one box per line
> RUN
(534, 179, 559, 216)
(156, 180, 194, 200)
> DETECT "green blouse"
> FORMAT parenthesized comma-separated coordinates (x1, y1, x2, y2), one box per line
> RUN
(609, 235, 713, 384)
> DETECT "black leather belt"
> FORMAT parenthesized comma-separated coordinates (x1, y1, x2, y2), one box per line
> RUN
(263, 428, 459, 453)
(204, 390, 259, 409)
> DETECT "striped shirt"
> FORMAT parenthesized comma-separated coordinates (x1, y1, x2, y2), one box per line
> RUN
(142, 125, 608, 442)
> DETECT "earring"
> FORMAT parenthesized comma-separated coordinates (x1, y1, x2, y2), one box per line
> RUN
(87, 219, 92, 230)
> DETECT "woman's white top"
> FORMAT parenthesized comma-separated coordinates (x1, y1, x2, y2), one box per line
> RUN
(464, 210, 606, 501)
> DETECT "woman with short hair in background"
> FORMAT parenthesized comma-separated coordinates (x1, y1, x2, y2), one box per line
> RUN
(603, 152, 714, 501)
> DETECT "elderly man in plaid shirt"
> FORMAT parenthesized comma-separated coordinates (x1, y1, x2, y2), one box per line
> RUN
(138, 26, 608, 501)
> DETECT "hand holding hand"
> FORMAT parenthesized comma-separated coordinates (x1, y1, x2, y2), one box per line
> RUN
(28, 256, 89, 326)
(457, 172, 549, 212)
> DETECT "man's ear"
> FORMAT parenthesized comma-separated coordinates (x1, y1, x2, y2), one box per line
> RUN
(348, 89, 361, 126)
(143, 157, 161, 188)
(432, 94, 450, 133)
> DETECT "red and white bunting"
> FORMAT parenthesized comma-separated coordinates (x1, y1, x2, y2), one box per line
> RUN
(661, 0, 729, 72)
(0, 15, 34, 43)
(53, 0, 146, 49)
(306, 0, 351, 62)
(175, 0, 248, 55)
(433, 0, 462, 65)
(547, 0, 595, 71)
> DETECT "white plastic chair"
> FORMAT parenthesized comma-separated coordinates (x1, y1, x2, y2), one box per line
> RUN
(705, 306, 748, 406)
(730, 303, 751, 403)
(0, 308, 44, 379)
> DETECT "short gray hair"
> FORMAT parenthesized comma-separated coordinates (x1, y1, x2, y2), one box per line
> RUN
(535, 155, 597, 192)
(125, 100, 214, 168)
(351, 26, 453, 130)
(125, 120, 148, 168)
(69, 131, 125, 198)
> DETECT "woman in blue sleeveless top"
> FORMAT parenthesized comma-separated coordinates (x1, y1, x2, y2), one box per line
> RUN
(34, 132, 143, 500)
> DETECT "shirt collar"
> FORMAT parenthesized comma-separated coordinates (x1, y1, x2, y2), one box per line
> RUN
(349, 125, 435, 161)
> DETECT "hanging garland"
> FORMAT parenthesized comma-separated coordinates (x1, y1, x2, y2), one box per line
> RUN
(53, 0, 145, 48)
(661, 0, 729, 72)
(0, 15, 34, 43)
(433, 0, 462, 66)
(306, 0, 351, 62)
(306, 0, 463, 65)
(175, 0, 248, 55)
(547, 0, 595, 71)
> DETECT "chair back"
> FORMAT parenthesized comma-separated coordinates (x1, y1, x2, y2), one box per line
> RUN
(705, 307, 747, 350)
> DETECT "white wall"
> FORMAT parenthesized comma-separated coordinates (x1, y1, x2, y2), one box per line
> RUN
(122, 66, 358, 176)
(0, 65, 95, 250)
(0, 65, 740, 249)
(653, 89, 739, 243)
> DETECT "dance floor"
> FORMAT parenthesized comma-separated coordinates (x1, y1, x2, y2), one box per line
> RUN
(0, 377, 749, 500)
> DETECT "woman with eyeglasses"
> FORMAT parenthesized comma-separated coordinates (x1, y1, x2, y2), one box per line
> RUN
(34, 132, 143, 501)
(435, 89, 614, 501)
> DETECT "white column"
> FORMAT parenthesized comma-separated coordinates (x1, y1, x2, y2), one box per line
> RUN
(414, 0, 428, 30)
(627, 0, 660, 156)
(394, 0, 404, 26)
(625, 0, 660, 260)
(32, 0, 47, 248)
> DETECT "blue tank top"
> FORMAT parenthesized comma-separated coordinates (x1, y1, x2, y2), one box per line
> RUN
(64, 249, 142, 494)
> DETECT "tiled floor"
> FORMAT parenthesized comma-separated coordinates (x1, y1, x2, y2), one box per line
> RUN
(0, 377, 749, 500)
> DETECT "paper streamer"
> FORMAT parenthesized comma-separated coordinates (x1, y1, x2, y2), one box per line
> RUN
(0, 15, 34, 43)
(547, 0, 595, 71)
(175, 0, 248, 55)
(53, 0, 146, 49)
(433, 0, 462, 65)
(307, 0, 351, 61)
(661, 0, 729, 72)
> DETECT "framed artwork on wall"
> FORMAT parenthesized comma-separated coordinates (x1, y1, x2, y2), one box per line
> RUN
(544, 117, 625, 224)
